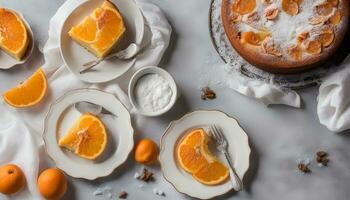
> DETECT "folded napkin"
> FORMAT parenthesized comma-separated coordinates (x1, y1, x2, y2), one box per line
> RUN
(317, 56, 350, 132)
(220, 64, 301, 107)
(0, 0, 171, 199)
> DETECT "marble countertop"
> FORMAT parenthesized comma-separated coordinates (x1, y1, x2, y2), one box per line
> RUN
(1, 0, 350, 200)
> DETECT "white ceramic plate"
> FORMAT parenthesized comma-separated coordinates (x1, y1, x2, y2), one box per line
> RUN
(0, 9, 34, 69)
(60, 0, 144, 83)
(43, 89, 134, 180)
(159, 110, 251, 199)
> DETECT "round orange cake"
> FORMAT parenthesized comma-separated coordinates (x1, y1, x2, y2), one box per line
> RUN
(222, 0, 349, 73)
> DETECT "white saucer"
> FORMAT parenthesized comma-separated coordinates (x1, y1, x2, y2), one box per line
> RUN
(60, 0, 144, 83)
(159, 110, 251, 199)
(43, 89, 134, 180)
(0, 9, 34, 69)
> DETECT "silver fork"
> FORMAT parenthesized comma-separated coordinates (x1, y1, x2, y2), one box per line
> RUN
(210, 125, 243, 191)
(80, 43, 141, 74)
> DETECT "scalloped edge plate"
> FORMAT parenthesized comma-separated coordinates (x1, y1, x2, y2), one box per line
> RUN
(43, 89, 134, 180)
(59, 0, 144, 83)
(159, 110, 251, 199)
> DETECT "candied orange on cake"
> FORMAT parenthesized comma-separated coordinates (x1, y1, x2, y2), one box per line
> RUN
(231, 0, 257, 15)
(3, 68, 47, 108)
(59, 113, 107, 160)
(0, 8, 29, 60)
(69, 0, 125, 58)
(177, 128, 229, 185)
(241, 31, 270, 46)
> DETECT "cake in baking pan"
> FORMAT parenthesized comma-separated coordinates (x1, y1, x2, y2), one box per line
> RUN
(221, 0, 349, 73)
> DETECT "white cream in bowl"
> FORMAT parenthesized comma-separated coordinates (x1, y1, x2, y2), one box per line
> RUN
(128, 66, 177, 117)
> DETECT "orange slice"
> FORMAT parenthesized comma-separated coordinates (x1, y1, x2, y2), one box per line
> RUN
(3, 68, 47, 108)
(317, 29, 335, 47)
(262, 38, 282, 57)
(327, 0, 338, 7)
(69, 0, 125, 58)
(241, 31, 270, 46)
(177, 128, 229, 185)
(306, 40, 322, 54)
(0, 8, 29, 60)
(232, 0, 256, 15)
(329, 10, 341, 25)
(296, 31, 309, 45)
(59, 113, 107, 160)
(282, 0, 299, 16)
(315, 2, 333, 16)
(288, 45, 302, 60)
(309, 15, 325, 25)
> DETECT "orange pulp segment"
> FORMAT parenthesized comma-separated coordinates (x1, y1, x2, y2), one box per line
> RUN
(58, 113, 107, 160)
(0, 8, 29, 60)
(177, 128, 229, 185)
(3, 68, 47, 108)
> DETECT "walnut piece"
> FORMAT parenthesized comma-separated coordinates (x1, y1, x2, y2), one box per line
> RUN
(298, 163, 311, 173)
(137, 168, 154, 183)
(201, 87, 216, 100)
(118, 191, 128, 199)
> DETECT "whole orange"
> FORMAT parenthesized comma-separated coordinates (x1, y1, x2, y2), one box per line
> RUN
(134, 138, 159, 165)
(37, 168, 67, 200)
(0, 164, 26, 195)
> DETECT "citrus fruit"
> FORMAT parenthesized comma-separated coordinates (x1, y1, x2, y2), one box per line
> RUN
(59, 113, 107, 160)
(0, 8, 29, 60)
(134, 139, 159, 165)
(177, 128, 229, 185)
(317, 29, 335, 47)
(282, 0, 299, 16)
(69, 0, 125, 58)
(231, 0, 256, 15)
(38, 168, 67, 200)
(306, 40, 322, 55)
(241, 31, 270, 46)
(0, 164, 25, 195)
(3, 68, 47, 108)
(287, 45, 302, 60)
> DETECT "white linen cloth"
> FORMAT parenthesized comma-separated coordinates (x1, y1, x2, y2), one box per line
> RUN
(0, 0, 171, 199)
(317, 55, 350, 132)
(218, 64, 301, 107)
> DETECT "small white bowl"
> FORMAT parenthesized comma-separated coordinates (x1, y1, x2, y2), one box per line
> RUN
(128, 66, 178, 117)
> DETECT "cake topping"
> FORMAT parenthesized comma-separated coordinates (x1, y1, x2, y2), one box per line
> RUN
(297, 31, 309, 44)
(264, 6, 279, 20)
(327, 0, 338, 7)
(241, 31, 270, 45)
(262, 0, 273, 6)
(282, 0, 301, 16)
(309, 15, 326, 25)
(315, 2, 334, 16)
(305, 40, 322, 55)
(317, 28, 334, 47)
(288, 45, 302, 60)
(262, 38, 282, 57)
(328, 10, 341, 25)
(232, 0, 257, 15)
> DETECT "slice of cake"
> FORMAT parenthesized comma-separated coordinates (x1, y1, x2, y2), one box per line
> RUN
(0, 8, 29, 60)
(69, 0, 126, 58)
